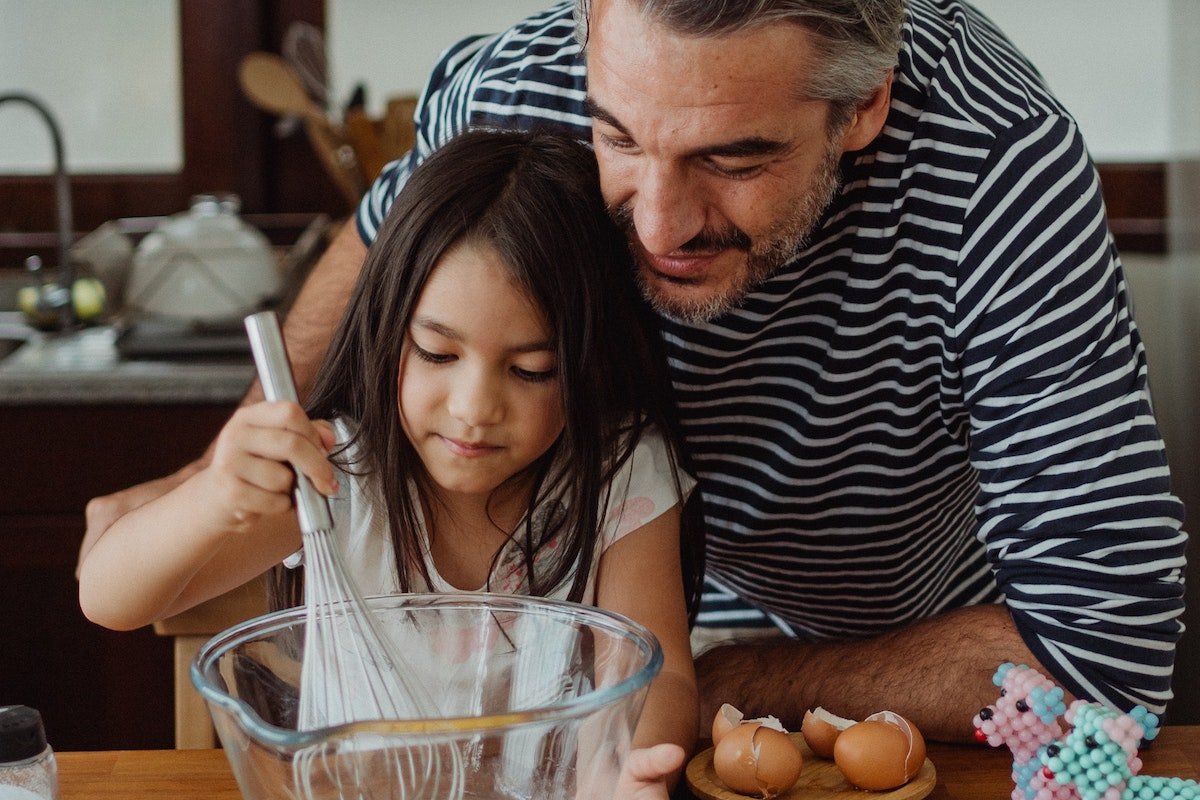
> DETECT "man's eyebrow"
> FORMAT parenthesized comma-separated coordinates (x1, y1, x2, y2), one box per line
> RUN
(585, 97, 627, 133)
(696, 138, 790, 159)
(585, 96, 789, 159)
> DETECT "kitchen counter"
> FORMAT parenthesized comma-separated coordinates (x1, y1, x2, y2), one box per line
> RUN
(50, 726, 1200, 799)
(0, 311, 247, 750)
(0, 213, 333, 406)
(0, 313, 254, 405)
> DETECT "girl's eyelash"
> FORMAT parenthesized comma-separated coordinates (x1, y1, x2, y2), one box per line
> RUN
(414, 343, 556, 383)
(412, 344, 452, 364)
(512, 366, 558, 384)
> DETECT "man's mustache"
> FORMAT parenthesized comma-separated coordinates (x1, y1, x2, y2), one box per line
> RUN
(610, 202, 752, 254)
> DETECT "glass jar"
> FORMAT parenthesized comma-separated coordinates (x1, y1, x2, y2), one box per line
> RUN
(0, 706, 58, 800)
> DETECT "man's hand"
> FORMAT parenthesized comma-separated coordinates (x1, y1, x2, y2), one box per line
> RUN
(77, 461, 205, 578)
(614, 744, 686, 800)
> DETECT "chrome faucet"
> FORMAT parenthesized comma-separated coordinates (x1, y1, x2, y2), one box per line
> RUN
(1, 91, 76, 327)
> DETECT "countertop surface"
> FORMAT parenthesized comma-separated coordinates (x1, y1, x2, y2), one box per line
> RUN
(0, 312, 253, 405)
(51, 726, 1200, 800)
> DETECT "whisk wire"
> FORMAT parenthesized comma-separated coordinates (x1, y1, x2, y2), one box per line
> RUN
(245, 312, 465, 799)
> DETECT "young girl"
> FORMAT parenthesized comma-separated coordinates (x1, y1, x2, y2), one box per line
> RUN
(79, 129, 699, 795)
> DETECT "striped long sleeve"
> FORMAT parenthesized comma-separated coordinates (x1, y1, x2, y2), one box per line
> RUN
(958, 115, 1186, 711)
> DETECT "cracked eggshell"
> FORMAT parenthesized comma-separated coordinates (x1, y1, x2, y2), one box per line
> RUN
(801, 707, 856, 758)
(712, 703, 746, 746)
(712, 721, 804, 799)
(833, 712, 926, 791)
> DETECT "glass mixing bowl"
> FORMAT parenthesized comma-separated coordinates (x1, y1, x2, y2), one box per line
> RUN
(191, 593, 663, 800)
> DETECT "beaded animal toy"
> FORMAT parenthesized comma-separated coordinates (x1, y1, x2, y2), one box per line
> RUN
(973, 662, 1076, 800)
(1043, 701, 1197, 800)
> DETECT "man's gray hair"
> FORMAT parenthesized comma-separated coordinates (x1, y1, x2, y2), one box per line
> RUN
(574, 0, 907, 128)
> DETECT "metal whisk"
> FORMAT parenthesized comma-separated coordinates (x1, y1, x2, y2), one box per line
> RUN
(244, 312, 465, 799)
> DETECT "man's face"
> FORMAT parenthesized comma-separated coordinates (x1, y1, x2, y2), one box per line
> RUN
(585, 0, 850, 322)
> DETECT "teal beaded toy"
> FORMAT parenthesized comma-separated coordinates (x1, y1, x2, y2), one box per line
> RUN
(1043, 701, 1198, 800)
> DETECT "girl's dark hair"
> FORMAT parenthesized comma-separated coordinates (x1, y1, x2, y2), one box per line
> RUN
(274, 128, 704, 621)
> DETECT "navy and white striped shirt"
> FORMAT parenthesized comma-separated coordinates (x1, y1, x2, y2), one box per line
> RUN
(357, 0, 1186, 714)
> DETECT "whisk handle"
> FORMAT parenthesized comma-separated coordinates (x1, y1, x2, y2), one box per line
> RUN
(244, 311, 334, 533)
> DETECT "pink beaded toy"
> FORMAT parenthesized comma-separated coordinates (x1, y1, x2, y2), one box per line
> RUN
(973, 662, 1076, 800)
(1042, 701, 1196, 800)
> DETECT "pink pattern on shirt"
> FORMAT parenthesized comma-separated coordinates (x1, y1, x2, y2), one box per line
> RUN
(606, 496, 657, 538)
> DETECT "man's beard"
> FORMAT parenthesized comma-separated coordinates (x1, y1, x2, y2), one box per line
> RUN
(612, 137, 843, 324)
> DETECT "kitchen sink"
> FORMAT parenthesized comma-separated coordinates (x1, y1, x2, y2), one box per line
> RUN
(0, 338, 24, 360)
(0, 311, 36, 362)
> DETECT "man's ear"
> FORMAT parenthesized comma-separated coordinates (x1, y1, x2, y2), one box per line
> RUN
(838, 69, 894, 153)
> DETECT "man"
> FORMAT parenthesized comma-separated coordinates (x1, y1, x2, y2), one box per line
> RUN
(86, 0, 1186, 742)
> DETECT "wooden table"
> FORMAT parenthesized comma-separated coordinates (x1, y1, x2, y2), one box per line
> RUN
(57, 749, 241, 799)
(56, 727, 1199, 799)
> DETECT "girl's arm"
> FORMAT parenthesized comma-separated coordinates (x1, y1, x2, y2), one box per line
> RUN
(595, 504, 698, 785)
(78, 401, 338, 631)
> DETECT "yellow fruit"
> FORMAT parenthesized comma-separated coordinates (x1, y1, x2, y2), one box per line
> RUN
(17, 284, 60, 329)
(17, 285, 40, 317)
(71, 277, 107, 321)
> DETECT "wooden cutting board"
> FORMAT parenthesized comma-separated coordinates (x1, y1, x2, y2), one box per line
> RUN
(687, 733, 936, 800)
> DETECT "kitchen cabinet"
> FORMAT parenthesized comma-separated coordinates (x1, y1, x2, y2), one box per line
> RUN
(0, 403, 233, 750)
(0, 212, 326, 750)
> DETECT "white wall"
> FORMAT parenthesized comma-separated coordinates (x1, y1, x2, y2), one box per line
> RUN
(325, 1, 550, 116)
(1167, 0, 1200, 160)
(969, 0, 1171, 163)
(0, 1, 1187, 174)
(0, 1, 181, 174)
(1167, 0, 1200, 252)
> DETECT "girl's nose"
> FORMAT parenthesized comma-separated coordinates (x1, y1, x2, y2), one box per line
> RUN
(632, 162, 706, 256)
(447, 367, 504, 427)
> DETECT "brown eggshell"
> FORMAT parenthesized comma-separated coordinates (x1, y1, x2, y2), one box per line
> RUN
(833, 719, 917, 791)
(712, 703, 745, 746)
(713, 722, 804, 799)
(801, 706, 856, 758)
(864, 711, 926, 779)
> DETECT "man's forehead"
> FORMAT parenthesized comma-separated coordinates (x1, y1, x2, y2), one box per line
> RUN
(583, 0, 821, 104)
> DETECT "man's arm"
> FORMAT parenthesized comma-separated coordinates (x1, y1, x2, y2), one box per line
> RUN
(276, 220, 369, 398)
(694, 603, 1056, 743)
(955, 115, 1185, 713)
(77, 222, 369, 573)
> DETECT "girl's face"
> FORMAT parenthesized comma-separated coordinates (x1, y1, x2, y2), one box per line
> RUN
(398, 240, 565, 503)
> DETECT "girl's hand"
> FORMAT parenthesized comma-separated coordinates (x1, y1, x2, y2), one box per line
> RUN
(613, 744, 686, 800)
(201, 400, 339, 530)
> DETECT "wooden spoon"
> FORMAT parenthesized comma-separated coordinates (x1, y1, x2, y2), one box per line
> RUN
(238, 52, 364, 207)
(238, 52, 321, 121)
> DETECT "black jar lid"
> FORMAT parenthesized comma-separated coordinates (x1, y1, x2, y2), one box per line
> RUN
(0, 706, 48, 762)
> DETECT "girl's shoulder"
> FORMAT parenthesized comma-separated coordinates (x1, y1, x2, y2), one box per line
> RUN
(614, 419, 693, 485)
(601, 422, 696, 544)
